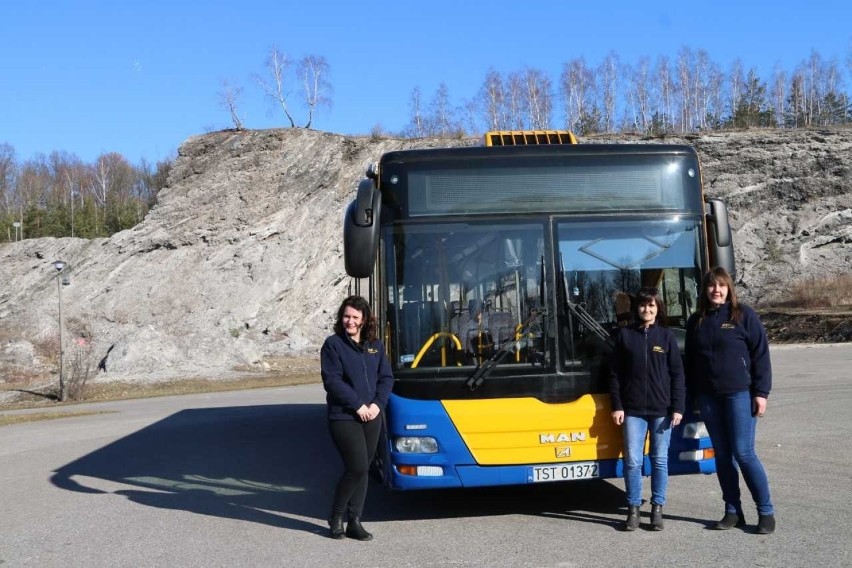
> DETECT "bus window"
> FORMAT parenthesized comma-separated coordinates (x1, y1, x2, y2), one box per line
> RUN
(384, 222, 547, 371)
(557, 217, 701, 374)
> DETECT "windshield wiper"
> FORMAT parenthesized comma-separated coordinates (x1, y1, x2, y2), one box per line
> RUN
(559, 256, 614, 348)
(564, 296, 615, 348)
(465, 309, 543, 391)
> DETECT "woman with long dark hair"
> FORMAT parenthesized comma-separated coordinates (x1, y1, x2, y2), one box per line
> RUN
(320, 296, 394, 540)
(685, 267, 775, 534)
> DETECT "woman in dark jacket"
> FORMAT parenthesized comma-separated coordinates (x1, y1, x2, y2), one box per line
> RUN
(320, 296, 394, 540)
(610, 287, 684, 531)
(685, 267, 775, 534)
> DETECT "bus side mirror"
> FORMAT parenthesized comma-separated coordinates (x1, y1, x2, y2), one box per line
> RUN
(705, 197, 736, 278)
(344, 179, 382, 278)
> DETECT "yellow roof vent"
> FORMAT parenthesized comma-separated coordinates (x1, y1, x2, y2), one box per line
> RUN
(483, 130, 578, 146)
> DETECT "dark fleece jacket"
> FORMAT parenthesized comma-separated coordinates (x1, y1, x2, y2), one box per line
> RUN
(609, 323, 685, 416)
(320, 332, 394, 421)
(684, 302, 772, 399)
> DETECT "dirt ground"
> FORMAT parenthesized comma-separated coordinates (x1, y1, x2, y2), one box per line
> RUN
(758, 308, 852, 344)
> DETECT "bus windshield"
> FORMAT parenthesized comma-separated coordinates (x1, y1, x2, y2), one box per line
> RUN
(383, 221, 547, 372)
(382, 215, 701, 377)
(557, 216, 702, 376)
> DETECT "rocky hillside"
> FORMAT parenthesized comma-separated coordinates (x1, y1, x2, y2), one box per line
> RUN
(1, 127, 850, 383)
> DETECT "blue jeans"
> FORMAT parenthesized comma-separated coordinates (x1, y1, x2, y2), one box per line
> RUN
(697, 391, 774, 516)
(622, 415, 672, 506)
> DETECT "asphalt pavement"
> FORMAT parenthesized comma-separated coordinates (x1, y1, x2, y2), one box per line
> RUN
(0, 343, 850, 567)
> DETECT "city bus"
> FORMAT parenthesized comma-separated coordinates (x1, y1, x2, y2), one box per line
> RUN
(342, 130, 735, 490)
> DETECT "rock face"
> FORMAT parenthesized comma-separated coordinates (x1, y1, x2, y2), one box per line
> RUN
(1, 127, 850, 382)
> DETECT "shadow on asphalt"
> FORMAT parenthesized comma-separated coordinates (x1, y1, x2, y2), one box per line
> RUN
(49, 403, 639, 533)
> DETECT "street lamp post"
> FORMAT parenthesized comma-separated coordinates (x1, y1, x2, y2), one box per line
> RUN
(52, 260, 67, 401)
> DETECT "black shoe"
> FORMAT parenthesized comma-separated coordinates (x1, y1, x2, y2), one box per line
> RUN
(623, 505, 640, 531)
(650, 503, 664, 531)
(328, 514, 345, 539)
(346, 517, 374, 541)
(756, 514, 776, 535)
(713, 512, 746, 530)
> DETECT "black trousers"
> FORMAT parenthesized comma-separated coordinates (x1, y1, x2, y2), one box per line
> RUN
(329, 418, 382, 518)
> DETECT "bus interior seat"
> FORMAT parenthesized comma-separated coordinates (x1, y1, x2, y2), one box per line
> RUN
(614, 291, 633, 327)
(484, 309, 517, 344)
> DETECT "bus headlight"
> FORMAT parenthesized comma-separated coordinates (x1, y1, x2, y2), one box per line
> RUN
(394, 436, 438, 453)
(681, 421, 709, 439)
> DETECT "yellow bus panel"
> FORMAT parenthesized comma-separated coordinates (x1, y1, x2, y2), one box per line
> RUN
(442, 394, 625, 465)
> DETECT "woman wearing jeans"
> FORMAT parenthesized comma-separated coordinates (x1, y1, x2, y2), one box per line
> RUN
(609, 287, 684, 531)
(685, 267, 775, 535)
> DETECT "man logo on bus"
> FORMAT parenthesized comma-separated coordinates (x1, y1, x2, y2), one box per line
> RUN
(539, 432, 586, 444)
(555, 446, 572, 458)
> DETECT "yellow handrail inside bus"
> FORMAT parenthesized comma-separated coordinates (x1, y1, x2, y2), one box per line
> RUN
(411, 332, 463, 368)
(514, 323, 524, 362)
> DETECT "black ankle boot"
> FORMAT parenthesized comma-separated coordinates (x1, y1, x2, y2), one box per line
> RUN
(623, 505, 640, 531)
(713, 512, 746, 530)
(346, 517, 373, 541)
(756, 514, 776, 535)
(328, 514, 345, 539)
(650, 503, 664, 531)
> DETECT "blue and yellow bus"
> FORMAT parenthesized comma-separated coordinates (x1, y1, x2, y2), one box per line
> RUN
(343, 131, 734, 490)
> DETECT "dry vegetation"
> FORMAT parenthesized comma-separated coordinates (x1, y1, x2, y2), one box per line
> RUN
(0, 370, 320, 413)
(766, 273, 852, 309)
(0, 410, 111, 427)
(758, 274, 852, 344)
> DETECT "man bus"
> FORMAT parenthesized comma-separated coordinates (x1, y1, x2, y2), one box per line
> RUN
(342, 130, 734, 490)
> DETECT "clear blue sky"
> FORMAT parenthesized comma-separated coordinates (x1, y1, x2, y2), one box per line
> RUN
(2, 1, 851, 165)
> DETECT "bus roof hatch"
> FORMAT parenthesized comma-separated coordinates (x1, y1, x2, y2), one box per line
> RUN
(482, 130, 578, 146)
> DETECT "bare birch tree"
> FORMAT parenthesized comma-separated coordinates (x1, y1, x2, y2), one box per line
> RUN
(479, 68, 509, 131)
(218, 80, 245, 130)
(692, 49, 712, 129)
(771, 65, 787, 127)
(706, 61, 725, 128)
(404, 87, 427, 137)
(599, 51, 619, 132)
(626, 57, 652, 133)
(653, 55, 676, 134)
(505, 72, 526, 130)
(521, 67, 553, 129)
(559, 58, 597, 134)
(676, 47, 695, 132)
(729, 59, 746, 125)
(430, 83, 459, 136)
(255, 46, 297, 127)
(297, 55, 332, 129)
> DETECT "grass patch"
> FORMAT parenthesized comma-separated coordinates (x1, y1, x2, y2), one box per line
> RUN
(82, 373, 320, 402)
(0, 372, 320, 411)
(769, 273, 852, 309)
(0, 410, 111, 427)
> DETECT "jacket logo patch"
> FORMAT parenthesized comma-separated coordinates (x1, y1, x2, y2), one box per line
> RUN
(366, 348, 379, 354)
(652, 345, 666, 353)
(721, 323, 736, 329)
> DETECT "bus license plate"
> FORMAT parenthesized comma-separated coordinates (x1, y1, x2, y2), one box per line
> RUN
(530, 462, 599, 483)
